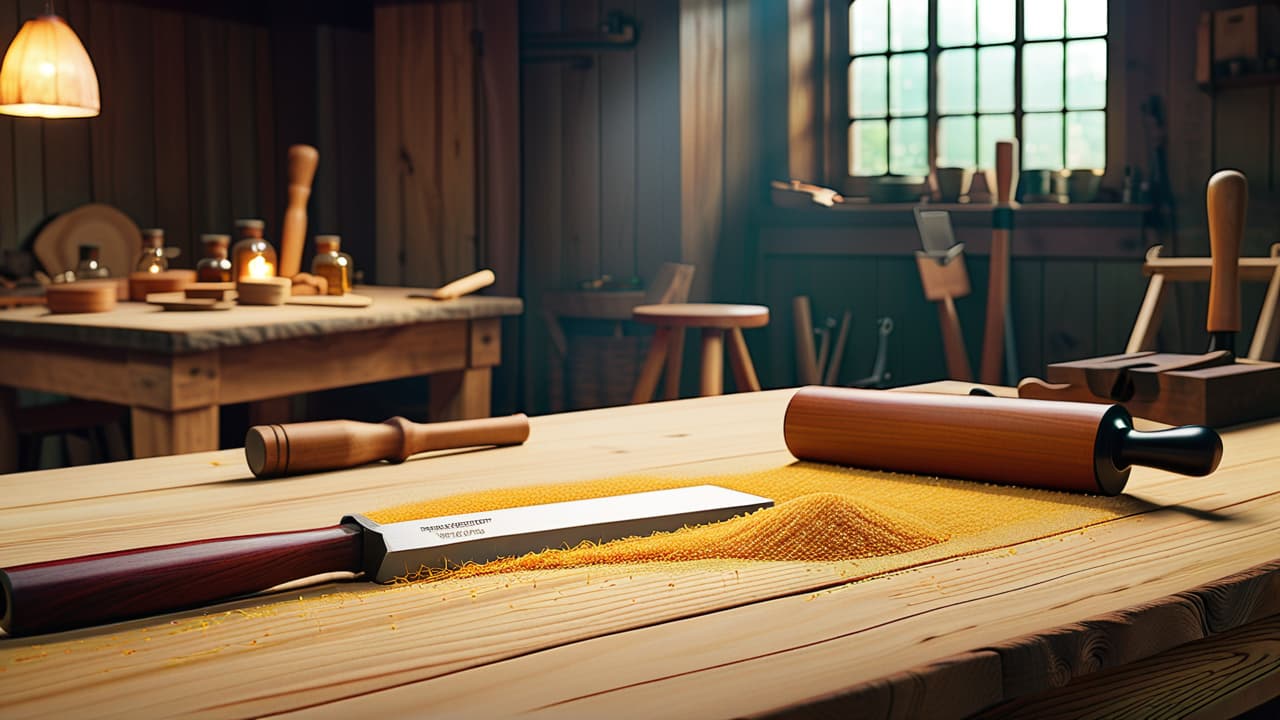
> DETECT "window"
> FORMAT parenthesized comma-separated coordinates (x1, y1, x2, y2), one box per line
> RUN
(847, 0, 1108, 177)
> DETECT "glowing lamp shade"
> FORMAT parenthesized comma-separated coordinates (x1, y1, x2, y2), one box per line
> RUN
(0, 13, 99, 119)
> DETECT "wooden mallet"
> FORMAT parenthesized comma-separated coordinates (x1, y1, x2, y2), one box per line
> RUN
(278, 144, 320, 279)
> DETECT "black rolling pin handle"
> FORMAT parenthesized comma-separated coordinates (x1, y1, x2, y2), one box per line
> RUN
(1117, 424, 1224, 477)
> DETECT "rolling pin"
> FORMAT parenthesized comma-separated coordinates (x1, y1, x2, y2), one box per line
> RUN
(1206, 169, 1245, 354)
(783, 386, 1222, 496)
(409, 269, 497, 301)
(278, 144, 320, 279)
(245, 413, 530, 478)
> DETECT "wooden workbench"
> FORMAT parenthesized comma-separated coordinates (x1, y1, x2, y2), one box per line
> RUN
(0, 287, 522, 468)
(0, 386, 1276, 717)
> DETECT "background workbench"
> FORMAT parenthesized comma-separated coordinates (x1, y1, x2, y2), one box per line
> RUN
(0, 286, 522, 470)
(0, 386, 1276, 718)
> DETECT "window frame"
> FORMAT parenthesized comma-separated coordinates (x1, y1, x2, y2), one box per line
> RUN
(829, 0, 1124, 200)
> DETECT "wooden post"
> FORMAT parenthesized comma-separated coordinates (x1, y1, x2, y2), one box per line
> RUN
(130, 406, 220, 458)
(981, 140, 1018, 385)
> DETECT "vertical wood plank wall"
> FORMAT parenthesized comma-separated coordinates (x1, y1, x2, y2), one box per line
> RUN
(373, 0, 488, 290)
(0, 1, 375, 282)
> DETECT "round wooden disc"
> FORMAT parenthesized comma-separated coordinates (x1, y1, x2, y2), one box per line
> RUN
(632, 303, 770, 329)
(45, 280, 119, 314)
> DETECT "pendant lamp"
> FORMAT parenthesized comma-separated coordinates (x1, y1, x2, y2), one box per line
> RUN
(0, 2, 99, 118)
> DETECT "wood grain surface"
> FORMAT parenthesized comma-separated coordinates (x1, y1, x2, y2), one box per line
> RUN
(0, 386, 1276, 718)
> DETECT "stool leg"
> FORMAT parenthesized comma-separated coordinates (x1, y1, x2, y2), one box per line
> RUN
(726, 327, 761, 392)
(700, 328, 724, 396)
(632, 326, 671, 404)
(663, 328, 685, 400)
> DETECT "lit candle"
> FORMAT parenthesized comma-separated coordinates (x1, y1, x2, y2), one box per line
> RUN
(246, 253, 274, 279)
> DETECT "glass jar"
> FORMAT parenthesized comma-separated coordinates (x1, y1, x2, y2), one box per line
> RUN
(231, 219, 275, 280)
(196, 234, 233, 282)
(135, 228, 168, 274)
(75, 244, 110, 279)
(310, 235, 352, 295)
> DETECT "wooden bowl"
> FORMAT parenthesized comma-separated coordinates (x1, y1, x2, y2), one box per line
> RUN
(45, 280, 119, 314)
(236, 277, 291, 306)
(129, 270, 196, 302)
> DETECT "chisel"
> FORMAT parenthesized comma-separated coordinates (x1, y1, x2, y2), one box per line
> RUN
(1206, 169, 1245, 354)
(0, 485, 771, 636)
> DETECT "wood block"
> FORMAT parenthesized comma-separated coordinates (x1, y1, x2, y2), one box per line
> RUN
(45, 281, 118, 314)
(1028, 352, 1280, 427)
(129, 270, 196, 302)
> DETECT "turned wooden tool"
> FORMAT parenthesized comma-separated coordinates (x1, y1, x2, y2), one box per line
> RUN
(408, 269, 497, 301)
(981, 140, 1018, 385)
(1207, 169, 1246, 354)
(783, 386, 1222, 496)
(279, 144, 320, 279)
(244, 413, 530, 478)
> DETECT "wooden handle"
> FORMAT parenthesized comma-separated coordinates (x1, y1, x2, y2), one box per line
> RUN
(782, 386, 1220, 496)
(245, 413, 530, 478)
(279, 144, 320, 278)
(0, 524, 361, 636)
(433, 269, 496, 300)
(1207, 169, 1246, 334)
(995, 139, 1018, 206)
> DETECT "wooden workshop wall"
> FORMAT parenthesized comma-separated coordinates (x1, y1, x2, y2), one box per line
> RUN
(1146, 0, 1279, 352)
(0, 0, 376, 278)
(519, 0, 758, 413)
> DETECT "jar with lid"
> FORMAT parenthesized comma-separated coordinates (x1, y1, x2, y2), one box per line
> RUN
(75, 244, 111, 279)
(196, 234, 233, 282)
(310, 235, 352, 295)
(231, 219, 277, 280)
(135, 229, 168, 274)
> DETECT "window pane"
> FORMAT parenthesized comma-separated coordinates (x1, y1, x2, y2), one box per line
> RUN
(1066, 39, 1106, 109)
(851, 0, 888, 54)
(1023, 42, 1064, 112)
(978, 0, 1014, 44)
(978, 114, 1014, 168)
(938, 116, 977, 167)
(851, 120, 889, 175)
(938, 0, 976, 47)
(890, 53, 928, 116)
(1024, 0, 1064, 41)
(1024, 113, 1064, 169)
(1066, 111, 1106, 168)
(890, 117, 929, 175)
(890, 0, 927, 52)
(938, 49, 976, 115)
(851, 56, 888, 118)
(1067, 0, 1107, 37)
(978, 45, 1015, 113)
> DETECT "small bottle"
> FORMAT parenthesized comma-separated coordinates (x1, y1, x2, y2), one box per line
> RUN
(196, 234, 233, 282)
(75, 244, 110, 279)
(310, 235, 352, 295)
(231, 219, 277, 280)
(135, 229, 168, 274)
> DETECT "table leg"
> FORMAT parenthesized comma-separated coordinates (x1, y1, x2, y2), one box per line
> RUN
(130, 405, 220, 458)
(429, 367, 492, 420)
(700, 328, 724, 396)
(663, 328, 685, 400)
(248, 398, 293, 427)
(726, 327, 761, 392)
(0, 386, 16, 474)
(631, 326, 670, 404)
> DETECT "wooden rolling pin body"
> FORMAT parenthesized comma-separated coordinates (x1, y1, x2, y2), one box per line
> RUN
(783, 387, 1221, 495)
(245, 413, 530, 478)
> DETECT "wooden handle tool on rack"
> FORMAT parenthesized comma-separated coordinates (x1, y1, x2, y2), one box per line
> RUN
(1206, 169, 1246, 354)
(783, 386, 1222, 496)
(980, 140, 1018, 385)
(278, 144, 320, 279)
(245, 413, 530, 478)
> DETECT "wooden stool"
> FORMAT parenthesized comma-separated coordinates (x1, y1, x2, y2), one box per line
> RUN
(631, 303, 769, 402)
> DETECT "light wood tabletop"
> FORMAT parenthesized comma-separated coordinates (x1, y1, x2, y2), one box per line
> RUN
(0, 286, 523, 469)
(0, 384, 1275, 717)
